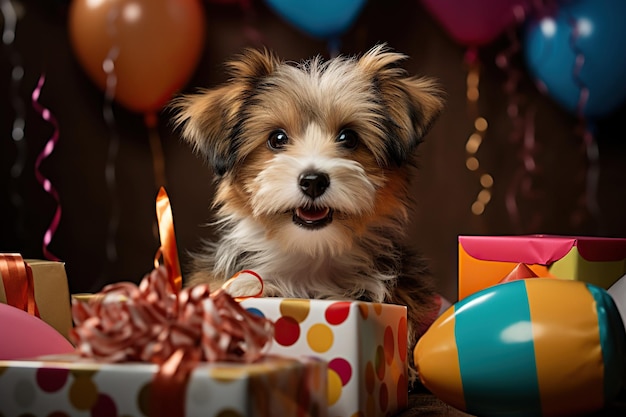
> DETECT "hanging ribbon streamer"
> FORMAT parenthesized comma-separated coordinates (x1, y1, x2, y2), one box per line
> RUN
(498, 5, 542, 232)
(505, 107, 543, 232)
(575, 123, 601, 229)
(2, 0, 27, 240)
(567, 14, 602, 232)
(31, 75, 62, 261)
(463, 48, 493, 217)
(496, 28, 524, 140)
(102, 6, 121, 268)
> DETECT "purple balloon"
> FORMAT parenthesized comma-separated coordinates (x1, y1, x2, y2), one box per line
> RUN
(421, 0, 532, 46)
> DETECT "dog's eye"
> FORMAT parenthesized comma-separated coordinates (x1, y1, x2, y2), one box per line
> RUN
(336, 129, 359, 149)
(267, 130, 289, 150)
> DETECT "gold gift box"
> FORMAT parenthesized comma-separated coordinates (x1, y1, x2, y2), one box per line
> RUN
(0, 258, 72, 340)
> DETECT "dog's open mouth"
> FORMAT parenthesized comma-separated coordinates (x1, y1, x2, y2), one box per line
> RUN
(293, 207, 333, 229)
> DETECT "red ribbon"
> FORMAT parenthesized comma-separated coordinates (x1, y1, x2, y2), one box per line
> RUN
(0, 253, 40, 317)
(223, 269, 265, 301)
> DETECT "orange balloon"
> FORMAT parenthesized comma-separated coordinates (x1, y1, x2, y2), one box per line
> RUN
(68, 0, 206, 117)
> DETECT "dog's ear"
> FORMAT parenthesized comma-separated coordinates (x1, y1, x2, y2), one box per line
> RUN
(358, 44, 445, 165)
(170, 48, 280, 176)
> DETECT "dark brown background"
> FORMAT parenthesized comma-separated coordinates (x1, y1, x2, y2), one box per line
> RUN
(1, 0, 625, 303)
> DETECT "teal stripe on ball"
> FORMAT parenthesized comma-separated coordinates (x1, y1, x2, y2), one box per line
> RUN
(455, 280, 542, 416)
(585, 283, 626, 404)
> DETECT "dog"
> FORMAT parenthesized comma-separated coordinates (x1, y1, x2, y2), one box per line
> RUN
(171, 44, 445, 380)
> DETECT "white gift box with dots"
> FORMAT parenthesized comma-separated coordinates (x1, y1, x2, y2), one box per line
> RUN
(0, 355, 327, 417)
(241, 298, 408, 417)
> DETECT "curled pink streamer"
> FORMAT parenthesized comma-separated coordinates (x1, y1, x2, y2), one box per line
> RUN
(505, 107, 542, 232)
(496, 7, 526, 141)
(497, 7, 543, 232)
(31, 75, 62, 261)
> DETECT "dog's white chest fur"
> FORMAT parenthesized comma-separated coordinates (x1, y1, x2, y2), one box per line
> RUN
(213, 216, 395, 302)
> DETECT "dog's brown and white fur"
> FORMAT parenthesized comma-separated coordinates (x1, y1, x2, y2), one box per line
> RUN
(172, 44, 444, 378)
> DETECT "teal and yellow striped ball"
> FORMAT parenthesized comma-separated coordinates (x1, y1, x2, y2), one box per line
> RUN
(414, 279, 626, 416)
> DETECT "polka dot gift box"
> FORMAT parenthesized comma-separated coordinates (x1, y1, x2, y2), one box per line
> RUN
(0, 354, 327, 417)
(241, 298, 408, 417)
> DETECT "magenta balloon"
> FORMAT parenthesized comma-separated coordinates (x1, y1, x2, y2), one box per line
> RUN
(421, 0, 532, 46)
(0, 303, 74, 360)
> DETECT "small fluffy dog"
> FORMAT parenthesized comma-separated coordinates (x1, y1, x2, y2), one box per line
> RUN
(172, 44, 444, 378)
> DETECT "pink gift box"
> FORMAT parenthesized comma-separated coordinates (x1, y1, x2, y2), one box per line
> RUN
(458, 235, 626, 299)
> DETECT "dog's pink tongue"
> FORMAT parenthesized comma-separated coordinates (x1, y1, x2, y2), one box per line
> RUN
(297, 207, 329, 221)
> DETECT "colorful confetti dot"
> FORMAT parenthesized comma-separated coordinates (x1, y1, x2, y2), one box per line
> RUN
(375, 345, 386, 381)
(279, 299, 310, 323)
(306, 323, 333, 353)
(244, 307, 264, 318)
(137, 382, 151, 417)
(373, 303, 383, 315)
(384, 326, 395, 366)
(358, 303, 369, 319)
(328, 358, 352, 386)
(68, 374, 99, 411)
(379, 382, 389, 413)
(36, 367, 69, 393)
(274, 316, 300, 346)
(397, 374, 408, 410)
(91, 394, 117, 417)
(327, 368, 343, 406)
(325, 301, 351, 325)
(397, 316, 407, 362)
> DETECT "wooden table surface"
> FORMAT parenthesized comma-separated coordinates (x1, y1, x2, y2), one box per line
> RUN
(399, 384, 626, 416)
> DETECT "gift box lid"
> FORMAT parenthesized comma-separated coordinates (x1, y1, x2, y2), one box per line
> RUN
(459, 235, 626, 265)
(0, 353, 323, 375)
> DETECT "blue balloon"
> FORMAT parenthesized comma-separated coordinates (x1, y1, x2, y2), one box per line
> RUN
(523, 0, 626, 118)
(264, 0, 366, 41)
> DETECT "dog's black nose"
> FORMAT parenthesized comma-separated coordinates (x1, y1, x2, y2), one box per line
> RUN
(299, 172, 330, 199)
